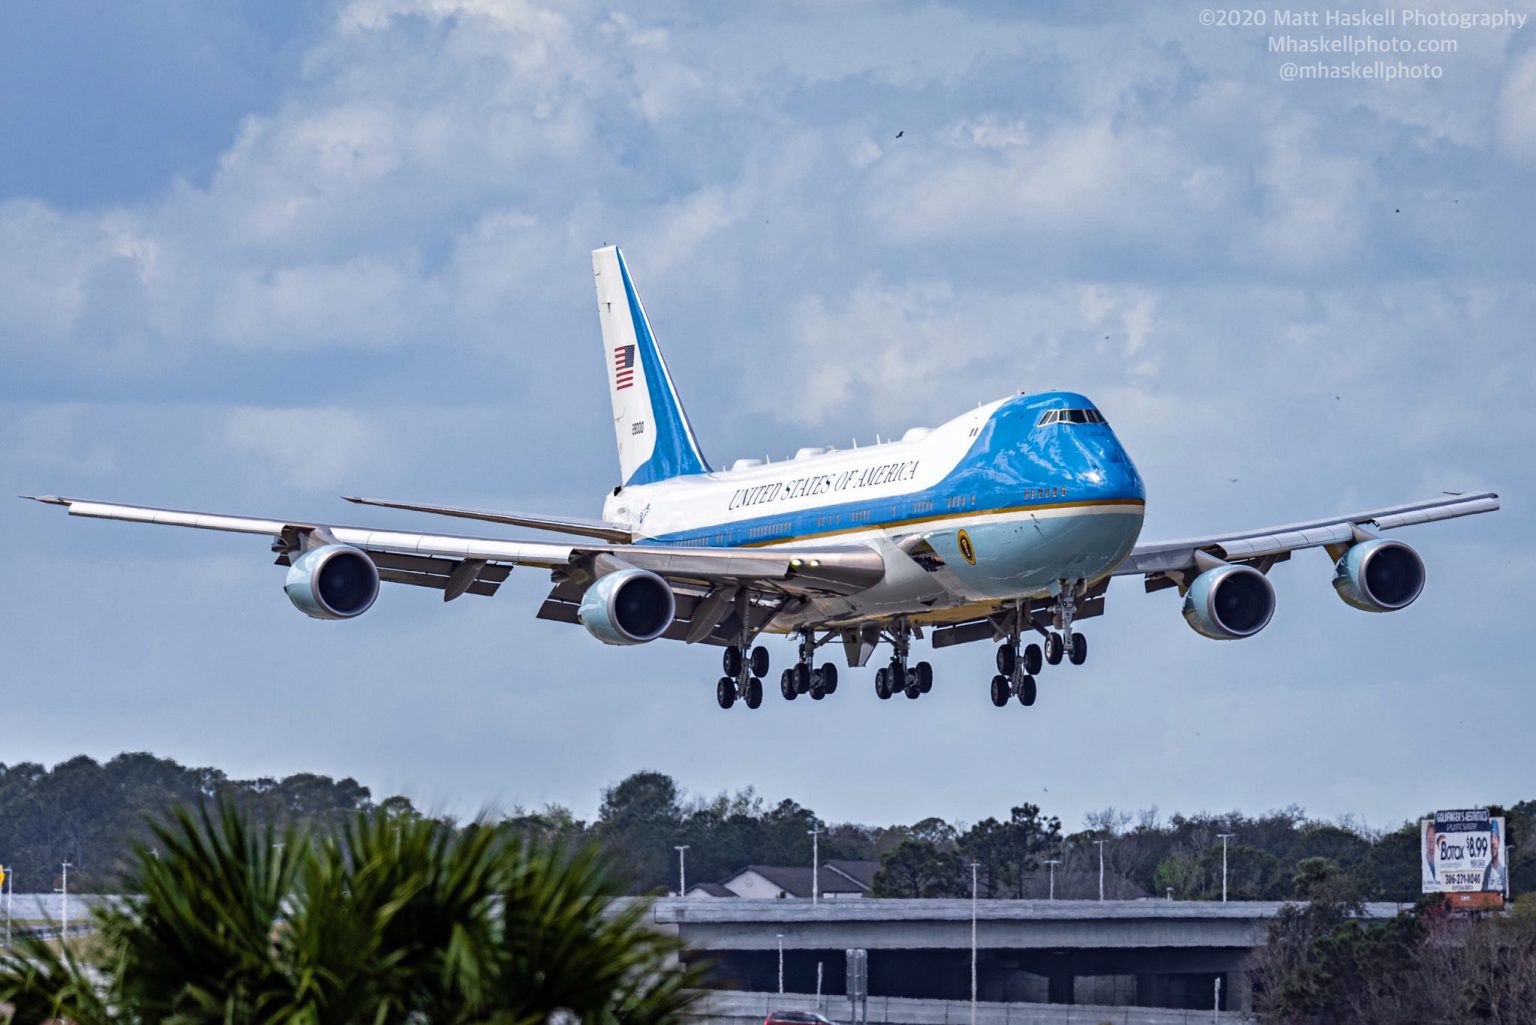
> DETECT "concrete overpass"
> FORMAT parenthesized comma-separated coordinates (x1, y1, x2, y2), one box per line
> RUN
(645, 897, 1406, 1014)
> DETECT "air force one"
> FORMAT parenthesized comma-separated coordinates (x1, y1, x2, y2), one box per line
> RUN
(27, 246, 1500, 711)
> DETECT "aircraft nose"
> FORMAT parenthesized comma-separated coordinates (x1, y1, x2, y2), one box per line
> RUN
(1071, 433, 1144, 502)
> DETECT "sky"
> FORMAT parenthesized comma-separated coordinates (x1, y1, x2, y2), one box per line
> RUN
(3, 0, 1533, 839)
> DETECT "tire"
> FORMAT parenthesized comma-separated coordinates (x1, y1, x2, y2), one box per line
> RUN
(990, 674, 1010, 707)
(750, 645, 770, 678)
(903, 666, 921, 699)
(995, 644, 1016, 676)
(794, 662, 812, 694)
(810, 682, 826, 700)
(916, 661, 934, 693)
(1068, 632, 1087, 666)
(723, 646, 743, 678)
(820, 663, 839, 694)
(875, 668, 892, 700)
(1023, 643, 1043, 675)
(1018, 674, 1037, 706)
(1045, 632, 1064, 666)
(780, 669, 797, 701)
(717, 677, 736, 709)
(745, 677, 763, 709)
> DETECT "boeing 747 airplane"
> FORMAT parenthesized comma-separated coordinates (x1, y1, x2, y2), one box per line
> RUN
(27, 246, 1501, 710)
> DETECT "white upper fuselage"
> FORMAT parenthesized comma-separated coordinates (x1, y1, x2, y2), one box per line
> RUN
(602, 391, 1148, 629)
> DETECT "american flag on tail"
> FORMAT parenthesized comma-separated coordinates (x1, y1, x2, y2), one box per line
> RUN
(614, 345, 636, 390)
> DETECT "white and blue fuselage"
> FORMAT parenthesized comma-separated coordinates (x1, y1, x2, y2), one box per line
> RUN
(603, 390, 1147, 630)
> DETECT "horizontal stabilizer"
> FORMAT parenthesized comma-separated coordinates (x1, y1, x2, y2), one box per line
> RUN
(342, 496, 632, 542)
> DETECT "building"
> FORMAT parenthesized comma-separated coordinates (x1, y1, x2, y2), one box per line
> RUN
(687, 860, 880, 899)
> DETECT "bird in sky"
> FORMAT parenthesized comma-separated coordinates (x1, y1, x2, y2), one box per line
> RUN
(895, 130, 904, 138)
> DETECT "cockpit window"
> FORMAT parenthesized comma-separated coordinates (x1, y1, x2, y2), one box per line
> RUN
(1036, 408, 1105, 426)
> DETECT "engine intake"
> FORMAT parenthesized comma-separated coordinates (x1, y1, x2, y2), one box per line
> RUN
(284, 544, 380, 620)
(1182, 563, 1276, 640)
(577, 568, 675, 645)
(1333, 538, 1425, 612)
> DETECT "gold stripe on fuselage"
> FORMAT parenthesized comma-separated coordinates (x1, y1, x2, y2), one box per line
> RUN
(643, 497, 1146, 549)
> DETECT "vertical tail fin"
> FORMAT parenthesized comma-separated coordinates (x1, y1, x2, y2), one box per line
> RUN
(592, 245, 711, 487)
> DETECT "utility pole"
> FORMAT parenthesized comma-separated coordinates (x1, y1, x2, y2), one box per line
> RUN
(970, 861, 979, 1025)
(1217, 834, 1236, 902)
(58, 862, 71, 939)
(674, 845, 689, 897)
(1094, 840, 1108, 901)
(1044, 859, 1061, 900)
(4, 867, 12, 947)
(777, 933, 785, 993)
(808, 825, 821, 904)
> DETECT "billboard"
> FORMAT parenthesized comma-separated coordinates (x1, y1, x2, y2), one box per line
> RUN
(1422, 809, 1507, 895)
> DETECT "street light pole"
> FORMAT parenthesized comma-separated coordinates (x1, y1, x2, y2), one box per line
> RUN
(1044, 859, 1061, 900)
(777, 933, 785, 993)
(970, 862, 979, 1025)
(1094, 840, 1108, 901)
(1217, 834, 1236, 902)
(58, 862, 71, 938)
(808, 825, 821, 904)
(4, 867, 12, 948)
(674, 845, 689, 897)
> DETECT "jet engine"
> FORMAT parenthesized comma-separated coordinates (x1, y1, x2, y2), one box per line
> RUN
(1332, 538, 1425, 612)
(284, 544, 380, 620)
(1182, 563, 1276, 640)
(577, 567, 676, 645)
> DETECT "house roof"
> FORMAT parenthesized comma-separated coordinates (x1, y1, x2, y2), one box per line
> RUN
(727, 862, 879, 898)
(687, 881, 739, 897)
(823, 860, 879, 889)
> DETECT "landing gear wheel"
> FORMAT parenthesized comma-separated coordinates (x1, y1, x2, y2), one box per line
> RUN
(995, 644, 1016, 676)
(875, 668, 892, 700)
(723, 646, 743, 678)
(810, 676, 826, 700)
(750, 646, 770, 678)
(780, 669, 797, 701)
(1045, 632, 1064, 666)
(990, 674, 1010, 707)
(1017, 674, 1037, 706)
(916, 661, 934, 693)
(794, 663, 812, 694)
(1068, 632, 1087, 666)
(717, 677, 736, 709)
(819, 663, 838, 694)
(1023, 643, 1043, 675)
(744, 677, 763, 709)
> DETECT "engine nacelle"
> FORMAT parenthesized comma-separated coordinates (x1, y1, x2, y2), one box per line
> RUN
(1333, 538, 1425, 612)
(1182, 563, 1276, 640)
(284, 544, 380, 620)
(577, 568, 676, 645)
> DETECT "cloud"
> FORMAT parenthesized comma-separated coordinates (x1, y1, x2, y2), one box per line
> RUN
(222, 406, 381, 490)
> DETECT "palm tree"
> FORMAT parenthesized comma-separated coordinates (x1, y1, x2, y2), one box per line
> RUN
(0, 801, 697, 1024)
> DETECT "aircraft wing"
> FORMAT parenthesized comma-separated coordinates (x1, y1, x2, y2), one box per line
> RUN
(341, 495, 633, 542)
(1113, 491, 1500, 582)
(22, 497, 885, 605)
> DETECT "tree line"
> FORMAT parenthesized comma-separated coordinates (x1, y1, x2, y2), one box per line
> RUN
(2, 754, 1530, 905)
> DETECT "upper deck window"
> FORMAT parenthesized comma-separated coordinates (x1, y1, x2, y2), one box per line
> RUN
(1036, 408, 1105, 426)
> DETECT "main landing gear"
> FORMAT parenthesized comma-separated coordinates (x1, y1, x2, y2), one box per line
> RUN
(872, 621, 934, 702)
(717, 642, 770, 710)
(989, 585, 1089, 709)
(780, 629, 840, 702)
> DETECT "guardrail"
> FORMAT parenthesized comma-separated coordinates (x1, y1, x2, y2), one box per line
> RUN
(684, 989, 1252, 1025)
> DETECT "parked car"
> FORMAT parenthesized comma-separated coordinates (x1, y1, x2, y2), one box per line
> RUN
(765, 1012, 839, 1025)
